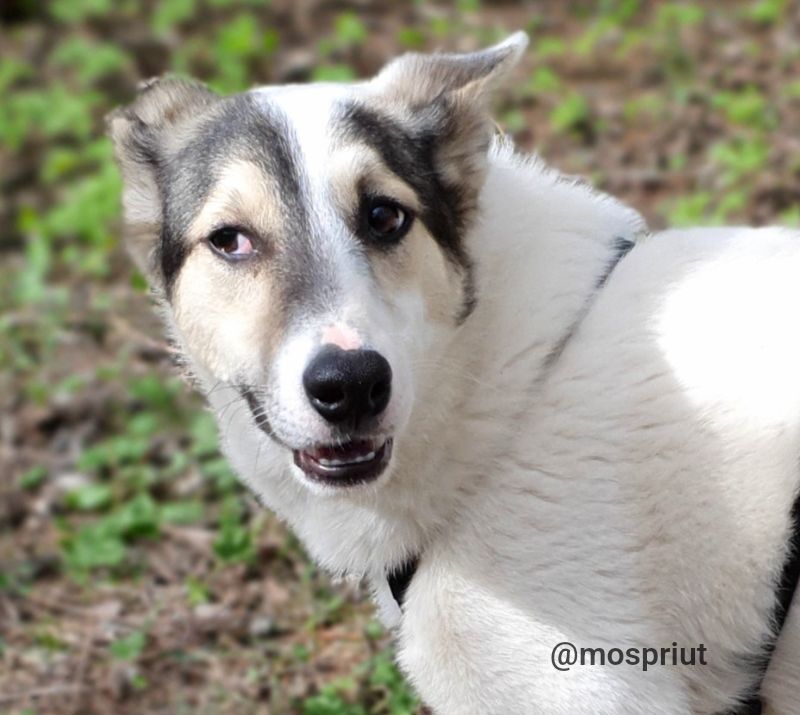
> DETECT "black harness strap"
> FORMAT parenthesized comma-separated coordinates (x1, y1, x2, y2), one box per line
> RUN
(773, 494, 800, 652)
(387, 556, 419, 608)
(731, 491, 800, 715)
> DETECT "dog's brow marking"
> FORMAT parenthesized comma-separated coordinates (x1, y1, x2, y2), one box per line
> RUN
(158, 94, 313, 297)
(162, 93, 346, 324)
(187, 159, 277, 242)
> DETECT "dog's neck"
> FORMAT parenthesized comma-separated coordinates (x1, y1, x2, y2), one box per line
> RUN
(248, 139, 647, 594)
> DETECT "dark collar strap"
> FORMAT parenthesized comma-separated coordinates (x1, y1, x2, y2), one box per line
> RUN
(387, 556, 419, 608)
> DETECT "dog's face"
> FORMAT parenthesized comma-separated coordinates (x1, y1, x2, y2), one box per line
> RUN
(109, 34, 526, 494)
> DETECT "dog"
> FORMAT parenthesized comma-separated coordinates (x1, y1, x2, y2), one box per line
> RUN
(108, 32, 800, 714)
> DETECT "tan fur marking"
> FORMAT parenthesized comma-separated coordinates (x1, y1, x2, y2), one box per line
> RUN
(327, 145, 420, 214)
(369, 223, 463, 326)
(172, 247, 284, 384)
(187, 160, 283, 244)
(172, 160, 290, 383)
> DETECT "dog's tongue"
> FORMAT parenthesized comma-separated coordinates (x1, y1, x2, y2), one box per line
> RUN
(307, 439, 377, 461)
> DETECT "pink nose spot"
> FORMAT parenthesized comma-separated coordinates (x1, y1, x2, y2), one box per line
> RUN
(322, 323, 361, 350)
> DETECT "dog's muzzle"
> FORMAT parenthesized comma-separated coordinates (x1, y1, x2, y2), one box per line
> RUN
(295, 345, 393, 486)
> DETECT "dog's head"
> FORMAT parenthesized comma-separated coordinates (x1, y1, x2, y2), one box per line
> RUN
(108, 33, 527, 494)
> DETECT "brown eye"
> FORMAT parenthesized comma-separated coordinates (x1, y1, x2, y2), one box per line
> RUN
(208, 227, 255, 259)
(365, 198, 412, 241)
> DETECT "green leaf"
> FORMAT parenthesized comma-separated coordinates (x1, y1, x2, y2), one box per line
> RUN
(50, 38, 129, 85)
(744, 0, 787, 24)
(333, 12, 367, 47)
(129, 374, 180, 414)
(65, 484, 113, 512)
(302, 689, 366, 715)
(213, 496, 254, 563)
(110, 630, 146, 661)
(78, 435, 151, 472)
(396, 28, 425, 50)
(190, 412, 221, 457)
(160, 500, 204, 525)
(151, 0, 197, 34)
(64, 527, 127, 570)
(49, 0, 113, 23)
(312, 65, 356, 82)
(550, 94, 590, 133)
(202, 457, 238, 493)
(111, 493, 161, 539)
(526, 67, 561, 96)
(185, 576, 210, 606)
(20, 465, 47, 490)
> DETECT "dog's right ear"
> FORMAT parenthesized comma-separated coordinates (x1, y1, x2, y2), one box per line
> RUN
(106, 76, 218, 284)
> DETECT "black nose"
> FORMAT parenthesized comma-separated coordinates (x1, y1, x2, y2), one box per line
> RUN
(303, 346, 392, 426)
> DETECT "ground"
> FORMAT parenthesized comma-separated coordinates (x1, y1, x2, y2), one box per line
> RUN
(1, 1, 799, 713)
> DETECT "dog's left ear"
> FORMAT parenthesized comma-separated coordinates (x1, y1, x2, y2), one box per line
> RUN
(370, 31, 528, 210)
(374, 31, 528, 110)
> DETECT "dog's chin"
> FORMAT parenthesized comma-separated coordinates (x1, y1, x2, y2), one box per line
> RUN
(292, 437, 393, 489)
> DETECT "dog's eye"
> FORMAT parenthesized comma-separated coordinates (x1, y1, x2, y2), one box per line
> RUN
(365, 199, 412, 241)
(208, 227, 255, 259)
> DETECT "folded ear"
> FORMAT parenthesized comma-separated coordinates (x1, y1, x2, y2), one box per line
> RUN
(106, 76, 218, 283)
(369, 32, 528, 217)
(374, 31, 528, 110)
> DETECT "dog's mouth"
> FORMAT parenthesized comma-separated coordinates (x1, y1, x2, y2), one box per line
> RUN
(293, 437, 393, 486)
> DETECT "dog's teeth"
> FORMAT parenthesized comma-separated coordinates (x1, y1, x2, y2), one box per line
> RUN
(317, 450, 377, 467)
(319, 458, 347, 466)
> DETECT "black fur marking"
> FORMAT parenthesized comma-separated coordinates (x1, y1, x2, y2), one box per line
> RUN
(240, 385, 281, 443)
(337, 102, 477, 323)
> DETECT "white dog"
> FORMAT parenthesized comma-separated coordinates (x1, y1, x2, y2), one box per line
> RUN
(108, 32, 800, 714)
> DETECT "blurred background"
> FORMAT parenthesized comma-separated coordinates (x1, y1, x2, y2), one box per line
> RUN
(1, 1, 799, 713)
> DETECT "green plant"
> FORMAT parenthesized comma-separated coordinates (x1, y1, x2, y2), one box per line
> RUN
(110, 630, 147, 660)
(710, 136, 769, 184)
(213, 495, 255, 563)
(550, 94, 590, 134)
(711, 87, 776, 130)
(744, 0, 787, 24)
(661, 192, 713, 226)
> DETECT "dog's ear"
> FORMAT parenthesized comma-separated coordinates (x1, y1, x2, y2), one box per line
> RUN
(374, 31, 528, 110)
(106, 76, 219, 284)
(370, 31, 528, 211)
